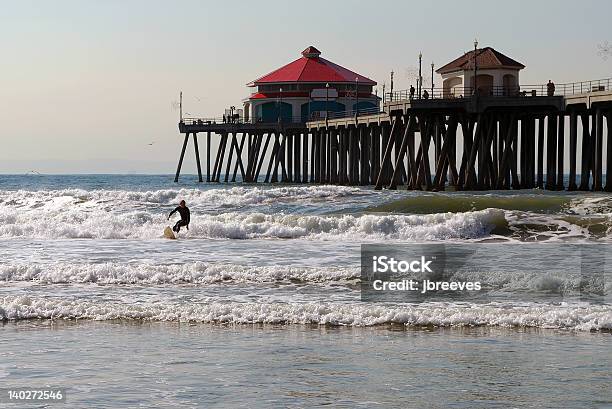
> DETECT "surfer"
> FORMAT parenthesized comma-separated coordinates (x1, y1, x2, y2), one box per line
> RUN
(168, 200, 190, 233)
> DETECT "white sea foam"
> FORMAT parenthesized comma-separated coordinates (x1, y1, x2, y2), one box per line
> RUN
(1, 296, 609, 331)
(0, 185, 366, 210)
(0, 262, 359, 284)
(0, 206, 505, 240)
(2, 262, 608, 297)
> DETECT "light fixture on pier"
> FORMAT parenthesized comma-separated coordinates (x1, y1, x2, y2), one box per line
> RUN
(473, 39, 478, 95)
(278, 87, 283, 123)
(355, 77, 359, 117)
(326, 83, 330, 120)
(418, 52, 423, 98)
(431, 62, 435, 98)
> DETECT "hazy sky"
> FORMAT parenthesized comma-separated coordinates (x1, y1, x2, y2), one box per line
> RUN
(1, 0, 610, 173)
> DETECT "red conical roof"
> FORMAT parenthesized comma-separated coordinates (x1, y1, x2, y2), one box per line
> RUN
(248, 47, 376, 86)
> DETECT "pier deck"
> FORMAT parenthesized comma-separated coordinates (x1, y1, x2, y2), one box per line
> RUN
(174, 80, 612, 192)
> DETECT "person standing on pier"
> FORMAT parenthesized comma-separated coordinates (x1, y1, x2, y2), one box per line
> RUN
(410, 85, 415, 99)
(547, 80, 555, 96)
(168, 200, 190, 233)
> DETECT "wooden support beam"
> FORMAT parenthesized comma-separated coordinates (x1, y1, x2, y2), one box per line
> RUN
(294, 133, 301, 183)
(557, 114, 565, 190)
(279, 135, 289, 182)
(359, 126, 369, 185)
(594, 108, 604, 191)
(394, 118, 407, 185)
(537, 117, 544, 189)
(206, 131, 211, 182)
(254, 134, 270, 183)
(568, 112, 578, 191)
(273, 134, 288, 183)
(519, 118, 527, 188)
(380, 124, 391, 185)
(375, 117, 399, 190)
(224, 133, 237, 183)
(326, 129, 332, 182)
(265, 134, 280, 183)
(286, 133, 293, 182)
(320, 130, 327, 183)
(302, 132, 308, 183)
(497, 114, 517, 189)
(406, 120, 418, 189)
(215, 133, 229, 182)
(579, 114, 592, 191)
(605, 112, 612, 192)
(231, 133, 247, 182)
(193, 133, 203, 183)
(458, 119, 476, 189)
(545, 114, 557, 190)
(338, 129, 345, 184)
(433, 116, 459, 189)
(389, 115, 416, 189)
(174, 132, 190, 183)
(310, 131, 316, 183)
(348, 127, 356, 185)
(417, 115, 433, 190)
(211, 133, 222, 182)
(329, 129, 337, 184)
(370, 126, 379, 185)
(464, 115, 484, 190)
(247, 133, 262, 182)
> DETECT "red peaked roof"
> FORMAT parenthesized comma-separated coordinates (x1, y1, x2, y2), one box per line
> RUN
(436, 47, 525, 74)
(248, 46, 376, 86)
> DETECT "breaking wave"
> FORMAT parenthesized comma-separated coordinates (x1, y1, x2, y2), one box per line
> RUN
(0, 262, 359, 284)
(0, 185, 367, 210)
(1, 296, 610, 331)
(371, 192, 573, 214)
(2, 262, 608, 297)
(0, 208, 507, 240)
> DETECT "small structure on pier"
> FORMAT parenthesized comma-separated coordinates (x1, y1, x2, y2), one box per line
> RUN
(244, 46, 379, 122)
(437, 47, 524, 97)
(175, 44, 612, 193)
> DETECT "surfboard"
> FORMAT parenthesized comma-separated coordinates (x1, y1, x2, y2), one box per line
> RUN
(163, 226, 176, 240)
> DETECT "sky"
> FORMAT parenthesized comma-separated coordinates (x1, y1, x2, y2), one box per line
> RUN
(1, 0, 611, 174)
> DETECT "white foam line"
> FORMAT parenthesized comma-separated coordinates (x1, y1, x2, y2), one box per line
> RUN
(0, 262, 359, 284)
(0, 185, 367, 209)
(0, 208, 505, 240)
(1, 296, 610, 331)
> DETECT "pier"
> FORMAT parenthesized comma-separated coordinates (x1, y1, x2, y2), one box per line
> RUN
(174, 47, 612, 191)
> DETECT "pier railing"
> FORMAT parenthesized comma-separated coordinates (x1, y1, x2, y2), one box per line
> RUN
(181, 109, 382, 126)
(181, 115, 307, 126)
(384, 78, 611, 104)
(181, 78, 611, 126)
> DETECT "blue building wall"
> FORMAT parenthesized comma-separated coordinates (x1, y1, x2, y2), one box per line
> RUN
(301, 101, 345, 121)
(257, 102, 293, 123)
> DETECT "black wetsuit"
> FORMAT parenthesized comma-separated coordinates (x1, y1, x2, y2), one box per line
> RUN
(169, 206, 190, 233)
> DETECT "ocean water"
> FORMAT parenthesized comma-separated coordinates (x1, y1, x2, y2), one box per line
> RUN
(1, 174, 611, 408)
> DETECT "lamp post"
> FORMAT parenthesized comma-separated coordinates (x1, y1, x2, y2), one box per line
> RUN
(278, 87, 283, 123)
(382, 82, 386, 105)
(473, 39, 478, 95)
(179, 91, 183, 122)
(355, 77, 359, 117)
(390, 71, 394, 102)
(326, 83, 329, 121)
(431, 62, 434, 98)
(418, 52, 423, 99)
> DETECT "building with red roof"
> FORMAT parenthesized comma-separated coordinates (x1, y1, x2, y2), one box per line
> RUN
(244, 46, 379, 123)
(436, 47, 525, 97)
